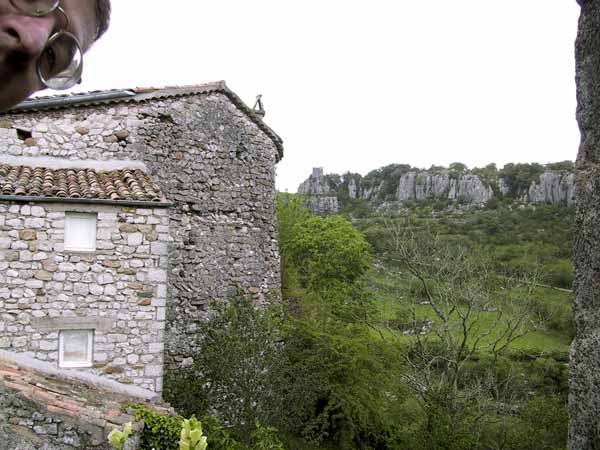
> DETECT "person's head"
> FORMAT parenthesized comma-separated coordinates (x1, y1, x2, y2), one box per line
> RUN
(0, 0, 111, 112)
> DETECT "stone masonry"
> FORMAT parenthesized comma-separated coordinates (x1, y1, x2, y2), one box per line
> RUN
(0, 202, 169, 392)
(0, 82, 283, 379)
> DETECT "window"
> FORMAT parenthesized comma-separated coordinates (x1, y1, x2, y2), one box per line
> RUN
(64, 213, 97, 251)
(59, 329, 93, 368)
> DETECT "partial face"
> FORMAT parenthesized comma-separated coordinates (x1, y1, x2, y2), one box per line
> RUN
(0, 0, 97, 111)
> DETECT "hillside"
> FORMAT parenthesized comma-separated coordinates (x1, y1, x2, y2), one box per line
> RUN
(297, 162, 575, 214)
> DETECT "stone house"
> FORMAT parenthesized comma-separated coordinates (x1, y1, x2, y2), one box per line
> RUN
(0, 82, 283, 395)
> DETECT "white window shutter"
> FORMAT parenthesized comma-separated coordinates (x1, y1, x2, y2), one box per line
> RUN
(59, 330, 93, 368)
(65, 213, 97, 251)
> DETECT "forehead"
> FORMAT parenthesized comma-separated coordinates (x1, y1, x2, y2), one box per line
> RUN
(60, 0, 97, 50)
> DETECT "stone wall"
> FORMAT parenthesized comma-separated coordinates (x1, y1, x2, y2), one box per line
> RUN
(1, 88, 282, 373)
(0, 350, 170, 450)
(0, 201, 168, 392)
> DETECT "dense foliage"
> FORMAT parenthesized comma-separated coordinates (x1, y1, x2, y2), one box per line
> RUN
(128, 406, 285, 450)
(163, 194, 572, 450)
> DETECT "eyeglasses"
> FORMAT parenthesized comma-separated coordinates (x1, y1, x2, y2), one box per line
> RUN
(9, 0, 83, 90)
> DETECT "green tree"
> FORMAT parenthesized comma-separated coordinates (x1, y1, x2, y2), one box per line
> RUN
(286, 215, 372, 297)
(449, 162, 468, 179)
(499, 163, 545, 197)
(167, 296, 284, 436)
(276, 193, 311, 297)
(545, 160, 574, 172)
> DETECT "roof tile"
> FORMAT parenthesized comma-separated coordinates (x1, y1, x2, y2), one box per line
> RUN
(0, 164, 166, 203)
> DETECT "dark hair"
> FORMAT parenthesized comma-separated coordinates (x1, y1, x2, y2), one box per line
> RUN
(95, 0, 111, 40)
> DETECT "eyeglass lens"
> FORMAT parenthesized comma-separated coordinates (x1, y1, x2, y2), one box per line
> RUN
(38, 32, 82, 90)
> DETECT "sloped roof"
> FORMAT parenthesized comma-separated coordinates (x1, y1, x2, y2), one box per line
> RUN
(0, 164, 168, 205)
(7, 81, 284, 160)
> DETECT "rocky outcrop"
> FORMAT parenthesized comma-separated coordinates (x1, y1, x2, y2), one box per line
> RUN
(498, 178, 510, 196)
(297, 166, 576, 214)
(396, 172, 493, 204)
(528, 172, 576, 205)
(397, 172, 417, 201)
(297, 167, 332, 197)
(307, 196, 339, 215)
(297, 167, 340, 214)
(348, 178, 359, 199)
(362, 181, 384, 201)
(457, 175, 494, 204)
(0, 350, 172, 450)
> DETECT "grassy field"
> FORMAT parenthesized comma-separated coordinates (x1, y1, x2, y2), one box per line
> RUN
(366, 266, 571, 355)
(355, 205, 574, 361)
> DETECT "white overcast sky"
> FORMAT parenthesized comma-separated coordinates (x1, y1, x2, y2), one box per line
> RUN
(64, 1, 581, 192)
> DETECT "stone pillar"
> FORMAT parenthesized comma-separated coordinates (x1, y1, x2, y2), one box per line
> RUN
(570, 1, 600, 448)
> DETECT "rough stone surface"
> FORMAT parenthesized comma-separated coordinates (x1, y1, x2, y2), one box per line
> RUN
(0, 202, 168, 392)
(570, 2, 600, 448)
(528, 171, 576, 205)
(297, 168, 339, 214)
(0, 350, 171, 450)
(0, 90, 281, 379)
(306, 196, 339, 215)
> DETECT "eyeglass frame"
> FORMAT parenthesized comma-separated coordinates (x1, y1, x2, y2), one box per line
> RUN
(8, 0, 83, 90)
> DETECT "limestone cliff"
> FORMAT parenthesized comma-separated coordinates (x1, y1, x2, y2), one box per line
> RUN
(527, 172, 576, 205)
(297, 167, 341, 214)
(297, 163, 575, 214)
(395, 171, 493, 204)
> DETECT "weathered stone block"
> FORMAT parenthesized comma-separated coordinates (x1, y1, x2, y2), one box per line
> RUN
(19, 230, 37, 241)
(34, 270, 52, 281)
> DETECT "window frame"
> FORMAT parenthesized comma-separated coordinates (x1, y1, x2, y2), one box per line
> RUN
(58, 329, 94, 368)
(64, 212, 97, 252)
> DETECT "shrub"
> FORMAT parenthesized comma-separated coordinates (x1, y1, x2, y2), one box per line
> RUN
(286, 215, 372, 296)
(129, 405, 182, 450)
(174, 296, 283, 434)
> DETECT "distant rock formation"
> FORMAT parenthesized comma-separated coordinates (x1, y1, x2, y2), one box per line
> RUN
(395, 171, 493, 204)
(527, 172, 576, 204)
(297, 167, 340, 214)
(297, 163, 575, 214)
(297, 167, 332, 196)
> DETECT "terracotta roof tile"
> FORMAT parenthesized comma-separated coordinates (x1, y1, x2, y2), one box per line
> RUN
(0, 164, 166, 203)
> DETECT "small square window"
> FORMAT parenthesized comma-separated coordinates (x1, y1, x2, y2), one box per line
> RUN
(64, 213, 97, 251)
(59, 329, 93, 368)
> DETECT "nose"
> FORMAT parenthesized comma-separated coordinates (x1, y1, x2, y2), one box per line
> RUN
(0, 14, 54, 58)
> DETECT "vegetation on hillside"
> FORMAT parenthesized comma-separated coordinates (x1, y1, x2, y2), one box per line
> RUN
(161, 193, 572, 450)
